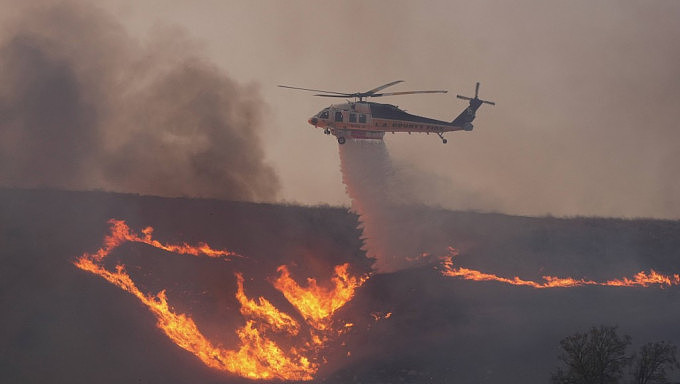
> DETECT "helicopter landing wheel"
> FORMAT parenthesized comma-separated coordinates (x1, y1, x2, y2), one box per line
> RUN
(442, 138, 448, 144)
(337, 137, 346, 145)
(324, 128, 330, 135)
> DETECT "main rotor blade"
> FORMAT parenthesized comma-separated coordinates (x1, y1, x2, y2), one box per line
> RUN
(314, 94, 352, 98)
(278, 85, 350, 96)
(373, 90, 448, 97)
(457, 95, 473, 101)
(365, 80, 404, 95)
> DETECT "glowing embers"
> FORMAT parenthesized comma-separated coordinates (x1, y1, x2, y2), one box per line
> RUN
(74, 219, 367, 381)
(441, 247, 680, 289)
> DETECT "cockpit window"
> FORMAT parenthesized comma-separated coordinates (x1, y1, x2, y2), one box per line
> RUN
(334, 111, 343, 122)
(318, 109, 329, 119)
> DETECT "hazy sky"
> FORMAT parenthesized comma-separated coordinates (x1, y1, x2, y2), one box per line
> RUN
(2, 0, 679, 219)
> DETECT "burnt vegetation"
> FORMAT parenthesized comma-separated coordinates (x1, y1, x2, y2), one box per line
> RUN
(2, 188, 680, 384)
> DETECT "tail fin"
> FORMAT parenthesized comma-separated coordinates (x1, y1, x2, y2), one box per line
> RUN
(451, 82, 494, 128)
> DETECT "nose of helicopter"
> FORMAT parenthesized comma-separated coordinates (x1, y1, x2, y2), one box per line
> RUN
(308, 117, 318, 126)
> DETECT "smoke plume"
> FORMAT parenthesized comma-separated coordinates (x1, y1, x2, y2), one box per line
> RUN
(0, 2, 279, 201)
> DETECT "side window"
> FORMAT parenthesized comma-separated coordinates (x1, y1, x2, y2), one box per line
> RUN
(359, 114, 366, 123)
(335, 111, 343, 122)
(319, 110, 329, 119)
(349, 113, 356, 123)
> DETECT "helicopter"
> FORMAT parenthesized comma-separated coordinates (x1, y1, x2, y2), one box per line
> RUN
(278, 80, 494, 144)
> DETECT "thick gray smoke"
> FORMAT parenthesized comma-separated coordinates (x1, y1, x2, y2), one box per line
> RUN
(339, 139, 436, 272)
(0, 2, 279, 201)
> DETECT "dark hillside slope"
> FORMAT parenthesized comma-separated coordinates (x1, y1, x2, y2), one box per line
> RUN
(2, 188, 679, 384)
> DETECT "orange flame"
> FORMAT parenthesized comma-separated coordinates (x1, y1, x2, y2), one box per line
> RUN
(74, 257, 313, 379)
(74, 219, 367, 380)
(90, 219, 238, 261)
(370, 311, 392, 321)
(235, 273, 300, 335)
(441, 251, 680, 289)
(273, 264, 368, 330)
(605, 270, 680, 287)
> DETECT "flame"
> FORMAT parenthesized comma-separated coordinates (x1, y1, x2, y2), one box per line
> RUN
(440, 250, 680, 289)
(273, 264, 368, 330)
(370, 311, 392, 321)
(235, 273, 300, 335)
(75, 257, 312, 379)
(89, 219, 238, 261)
(605, 270, 680, 287)
(74, 219, 367, 380)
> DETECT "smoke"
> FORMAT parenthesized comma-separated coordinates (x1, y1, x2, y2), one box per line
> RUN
(0, 2, 279, 201)
(339, 139, 440, 273)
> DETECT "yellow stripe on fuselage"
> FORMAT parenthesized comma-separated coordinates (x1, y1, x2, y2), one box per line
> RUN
(327, 118, 456, 133)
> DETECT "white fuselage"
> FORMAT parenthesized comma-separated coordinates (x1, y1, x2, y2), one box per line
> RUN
(308, 102, 457, 141)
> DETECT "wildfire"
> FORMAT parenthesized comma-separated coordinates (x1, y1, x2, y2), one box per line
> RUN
(89, 219, 238, 261)
(273, 264, 368, 330)
(74, 219, 367, 380)
(440, 249, 680, 289)
(235, 273, 300, 335)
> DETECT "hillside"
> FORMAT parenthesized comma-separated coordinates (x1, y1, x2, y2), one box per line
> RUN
(2, 188, 680, 383)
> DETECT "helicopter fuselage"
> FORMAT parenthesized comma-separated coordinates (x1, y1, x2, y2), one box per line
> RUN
(308, 101, 474, 143)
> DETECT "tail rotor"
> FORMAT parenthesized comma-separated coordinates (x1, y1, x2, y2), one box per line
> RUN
(457, 82, 495, 106)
